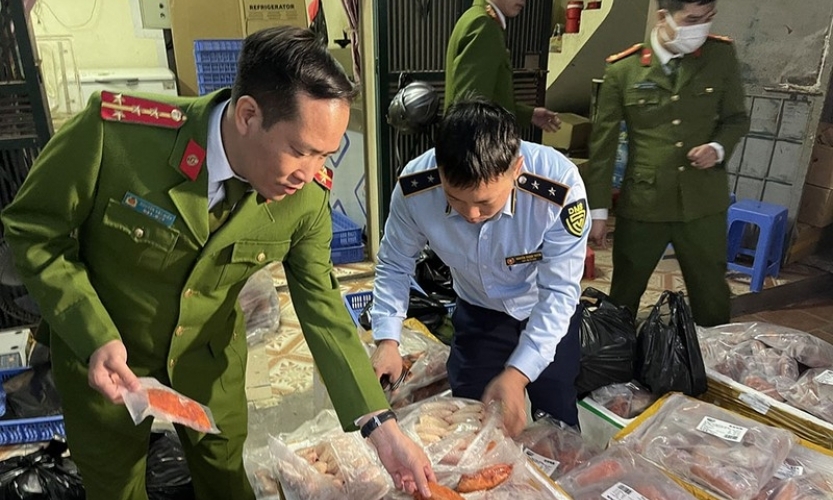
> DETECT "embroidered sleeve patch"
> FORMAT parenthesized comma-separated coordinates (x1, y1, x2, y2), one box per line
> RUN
(561, 199, 587, 237)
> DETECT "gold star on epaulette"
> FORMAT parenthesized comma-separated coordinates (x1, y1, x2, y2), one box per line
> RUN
(399, 168, 442, 197)
(516, 173, 569, 206)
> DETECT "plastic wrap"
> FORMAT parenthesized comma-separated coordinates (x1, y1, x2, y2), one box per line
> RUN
(238, 268, 281, 345)
(146, 432, 195, 500)
(698, 322, 833, 369)
(752, 443, 833, 499)
(513, 416, 601, 478)
(576, 287, 638, 395)
(397, 396, 487, 465)
(243, 445, 281, 500)
(556, 445, 697, 500)
(782, 368, 833, 424)
(618, 393, 795, 500)
(590, 381, 658, 419)
(268, 410, 389, 500)
(122, 378, 219, 434)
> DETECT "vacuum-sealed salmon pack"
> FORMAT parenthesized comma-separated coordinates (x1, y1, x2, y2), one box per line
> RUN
(617, 393, 795, 500)
(513, 415, 601, 478)
(556, 444, 698, 500)
(753, 442, 833, 500)
(122, 377, 220, 434)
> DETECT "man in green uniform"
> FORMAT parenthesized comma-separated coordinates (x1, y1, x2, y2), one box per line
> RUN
(584, 0, 750, 326)
(1, 26, 434, 500)
(444, 0, 560, 131)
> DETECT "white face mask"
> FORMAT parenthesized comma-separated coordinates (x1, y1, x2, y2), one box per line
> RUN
(661, 12, 712, 54)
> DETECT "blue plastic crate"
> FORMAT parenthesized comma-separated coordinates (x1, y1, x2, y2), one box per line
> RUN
(194, 39, 243, 95)
(331, 211, 362, 248)
(343, 283, 455, 328)
(331, 244, 364, 265)
(0, 367, 65, 445)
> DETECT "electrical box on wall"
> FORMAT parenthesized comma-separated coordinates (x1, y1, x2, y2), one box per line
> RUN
(139, 0, 171, 29)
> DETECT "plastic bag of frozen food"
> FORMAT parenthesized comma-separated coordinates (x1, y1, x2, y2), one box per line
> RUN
(752, 442, 833, 499)
(243, 446, 281, 500)
(398, 395, 488, 465)
(513, 415, 601, 478)
(122, 378, 219, 434)
(238, 268, 281, 345)
(590, 381, 658, 419)
(752, 325, 833, 368)
(617, 393, 795, 500)
(782, 368, 833, 424)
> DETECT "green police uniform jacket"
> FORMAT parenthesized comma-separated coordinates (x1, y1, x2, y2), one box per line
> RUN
(585, 36, 750, 222)
(444, 0, 533, 125)
(1, 90, 387, 431)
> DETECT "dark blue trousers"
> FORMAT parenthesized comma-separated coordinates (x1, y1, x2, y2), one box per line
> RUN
(447, 299, 581, 426)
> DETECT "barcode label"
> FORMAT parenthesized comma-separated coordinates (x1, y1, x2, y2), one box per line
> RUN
(774, 463, 805, 479)
(602, 482, 648, 500)
(814, 370, 833, 386)
(696, 416, 748, 442)
(739, 392, 771, 415)
(523, 447, 560, 476)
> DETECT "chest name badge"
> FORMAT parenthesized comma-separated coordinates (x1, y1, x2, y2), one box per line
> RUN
(634, 81, 658, 90)
(505, 252, 542, 266)
(122, 192, 176, 227)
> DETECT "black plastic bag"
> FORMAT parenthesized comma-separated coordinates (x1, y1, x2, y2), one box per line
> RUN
(413, 248, 456, 307)
(146, 432, 194, 500)
(0, 439, 84, 500)
(575, 288, 638, 395)
(1, 364, 61, 420)
(636, 291, 707, 397)
(359, 289, 448, 335)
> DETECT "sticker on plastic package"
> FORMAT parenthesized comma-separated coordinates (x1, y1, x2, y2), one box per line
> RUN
(602, 482, 648, 500)
(774, 463, 805, 480)
(523, 446, 560, 477)
(738, 392, 771, 415)
(814, 369, 833, 386)
(695, 416, 748, 443)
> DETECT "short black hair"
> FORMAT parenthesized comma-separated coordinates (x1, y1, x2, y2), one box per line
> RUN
(434, 97, 521, 189)
(231, 26, 358, 128)
(658, 0, 716, 14)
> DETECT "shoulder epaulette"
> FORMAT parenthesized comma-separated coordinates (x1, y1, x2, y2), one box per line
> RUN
(516, 173, 569, 206)
(399, 168, 441, 197)
(606, 43, 643, 64)
(100, 90, 186, 129)
(314, 166, 334, 190)
(708, 34, 733, 43)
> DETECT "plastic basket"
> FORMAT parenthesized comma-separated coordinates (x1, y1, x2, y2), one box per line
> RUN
(0, 367, 65, 445)
(343, 282, 455, 328)
(331, 244, 364, 265)
(331, 212, 362, 248)
(194, 39, 243, 95)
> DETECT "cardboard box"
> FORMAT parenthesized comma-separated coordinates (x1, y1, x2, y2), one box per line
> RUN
(542, 113, 592, 153)
(798, 183, 833, 227)
(807, 142, 833, 189)
(170, 0, 308, 96)
(577, 396, 634, 450)
(0, 328, 30, 369)
(785, 222, 826, 263)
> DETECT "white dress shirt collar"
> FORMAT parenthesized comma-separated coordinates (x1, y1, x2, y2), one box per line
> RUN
(487, 1, 507, 29)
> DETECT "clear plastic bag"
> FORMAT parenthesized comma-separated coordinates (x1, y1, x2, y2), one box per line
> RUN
(617, 393, 795, 500)
(590, 381, 658, 419)
(782, 368, 833, 424)
(122, 378, 219, 434)
(513, 415, 601, 478)
(238, 268, 281, 345)
(556, 444, 697, 500)
(397, 396, 487, 465)
(753, 443, 833, 499)
(243, 445, 281, 500)
(698, 322, 833, 369)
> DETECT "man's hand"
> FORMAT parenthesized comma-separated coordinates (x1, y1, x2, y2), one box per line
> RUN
(88, 339, 141, 404)
(531, 108, 561, 133)
(481, 367, 530, 437)
(687, 144, 719, 169)
(588, 219, 609, 248)
(371, 339, 403, 386)
(364, 417, 436, 496)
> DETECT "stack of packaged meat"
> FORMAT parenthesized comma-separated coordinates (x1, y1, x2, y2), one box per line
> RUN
(556, 444, 698, 499)
(617, 393, 795, 500)
(753, 442, 833, 499)
(513, 416, 601, 478)
(698, 322, 833, 422)
(589, 381, 658, 419)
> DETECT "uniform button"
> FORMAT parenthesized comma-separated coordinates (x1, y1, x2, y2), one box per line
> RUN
(169, 358, 176, 368)
(678, 166, 686, 172)
(174, 325, 184, 336)
(672, 119, 681, 126)
(256, 252, 266, 262)
(132, 228, 144, 239)
(670, 95, 680, 102)
(638, 98, 646, 105)
(705, 87, 714, 93)
(675, 141, 684, 148)
(184, 288, 194, 298)
(232, 332, 238, 340)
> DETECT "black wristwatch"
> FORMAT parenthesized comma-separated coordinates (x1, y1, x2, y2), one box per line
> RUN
(360, 410, 398, 439)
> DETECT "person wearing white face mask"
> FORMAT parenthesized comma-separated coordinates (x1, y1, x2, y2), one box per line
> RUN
(582, 0, 750, 327)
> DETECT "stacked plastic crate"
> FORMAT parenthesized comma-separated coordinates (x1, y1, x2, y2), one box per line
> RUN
(193, 39, 244, 95)
(331, 211, 364, 265)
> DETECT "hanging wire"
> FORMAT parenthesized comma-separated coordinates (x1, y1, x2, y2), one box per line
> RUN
(34, 0, 99, 31)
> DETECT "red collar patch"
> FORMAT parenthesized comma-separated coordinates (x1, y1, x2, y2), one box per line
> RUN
(314, 166, 333, 190)
(100, 91, 187, 129)
(640, 48, 653, 66)
(179, 139, 205, 181)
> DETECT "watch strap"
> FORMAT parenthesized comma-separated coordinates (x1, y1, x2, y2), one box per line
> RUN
(360, 409, 397, 439)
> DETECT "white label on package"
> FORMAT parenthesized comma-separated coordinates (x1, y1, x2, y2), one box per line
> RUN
(602, 482, 648, 500)
(696, 416, 748, 442)
(738, 392, 771, 415)
(774, 463, 805, 480)
(523, 447, 559, 476)
(814, 370, 833, 386)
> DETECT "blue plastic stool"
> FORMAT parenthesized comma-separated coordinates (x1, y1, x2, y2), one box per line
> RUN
(726, 200, 788, 293)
